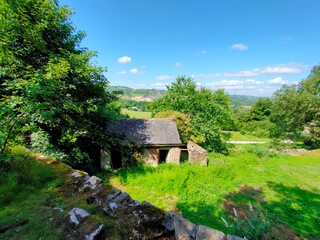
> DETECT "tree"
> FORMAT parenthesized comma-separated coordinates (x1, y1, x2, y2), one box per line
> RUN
(271, 65, 320, 147)
(0, 0, 121, 167)
(150, 76, 232, 152)
(154, 110, 192, 143)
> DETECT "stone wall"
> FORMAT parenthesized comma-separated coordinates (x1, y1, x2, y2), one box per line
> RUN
(187, 141, 208, 166)
(143, 148, 159, 166)
(167, 147, 181, 165)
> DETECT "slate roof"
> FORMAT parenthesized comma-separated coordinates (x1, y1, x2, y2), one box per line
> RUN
(107, 118, 183, 146)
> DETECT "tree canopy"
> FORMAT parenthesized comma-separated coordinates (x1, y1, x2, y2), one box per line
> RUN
(0, 0, 121, 167)
(271, 65, 320, 147)
(150, 76, 232, 152)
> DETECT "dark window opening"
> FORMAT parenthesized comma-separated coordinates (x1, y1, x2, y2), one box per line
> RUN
(111, 150, 122, 169)
(180, 149, 189, 163)
(159, 149, 169, 163)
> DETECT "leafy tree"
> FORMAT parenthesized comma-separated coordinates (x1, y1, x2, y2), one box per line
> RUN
(154, 110, 192, 143)
(150, 76, 232, 152)
(271, 65, 320, 147)
(0, 0, 121, 167)
(233, 97, 273, 138)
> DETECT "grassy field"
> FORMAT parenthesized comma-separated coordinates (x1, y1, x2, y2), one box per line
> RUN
(228, 131, 271, 142)
(111, 146, 320, 239)
(121, 108, 152, 118)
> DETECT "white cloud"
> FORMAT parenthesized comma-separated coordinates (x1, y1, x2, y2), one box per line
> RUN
(259, 66, 301, 74)
(230, 43, 248, 51)
(129, 68, 141, 74)
(192, 63, 305, 79)
(117, 70, 126, 74)
(175, 62, 183, 68)
(117, 56, 132, 64)
(156, 75, 176, 81)
(266, 77, 288, 85)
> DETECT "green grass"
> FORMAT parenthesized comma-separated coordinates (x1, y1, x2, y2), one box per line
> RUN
(110, 147, 320, 239)
(121, 108, 152, 118)
(229, 131, 271, 142)
(0, 147, 116, 239)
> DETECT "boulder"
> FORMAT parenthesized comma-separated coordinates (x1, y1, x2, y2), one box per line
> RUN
(196, 225, 225, 240)
(174, 214, 198, 240)
(68, 208, 89, 226)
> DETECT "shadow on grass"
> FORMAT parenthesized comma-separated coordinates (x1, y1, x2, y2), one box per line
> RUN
(223, 183, 320, 239)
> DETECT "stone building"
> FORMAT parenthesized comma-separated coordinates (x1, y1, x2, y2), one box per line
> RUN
(100, 118, 208, 169)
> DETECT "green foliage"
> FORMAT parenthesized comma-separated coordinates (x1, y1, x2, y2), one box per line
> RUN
(119, 99, 150, 111)
(0, 0, 121, 166)
(271, 65, 320, 147)
(230, 95, 260, 110)
(154, 110, 192, 143)
(234, 98, 273, 138)
(149, 76, 232, 152)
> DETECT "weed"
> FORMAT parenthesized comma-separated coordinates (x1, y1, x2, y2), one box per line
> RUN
(222, 203, 271, 239)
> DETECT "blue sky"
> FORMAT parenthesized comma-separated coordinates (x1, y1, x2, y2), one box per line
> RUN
(60, 0, 320, 96)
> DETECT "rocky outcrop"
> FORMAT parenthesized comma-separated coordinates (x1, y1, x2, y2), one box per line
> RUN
(57, 168, 243, 240)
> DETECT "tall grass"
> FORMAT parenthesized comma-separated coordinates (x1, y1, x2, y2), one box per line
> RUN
(0, 147, 56, 205)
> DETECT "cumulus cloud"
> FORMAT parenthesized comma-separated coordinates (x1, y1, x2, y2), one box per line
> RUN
(175, 62, 183, 68)
(117, 56, 132, 64)
(117, 70, 126, 74)
(129, 68, 141, 74)
(156, 75, 176, 81)
(230, 43, 248, 51)
(267, 77, 289, 85)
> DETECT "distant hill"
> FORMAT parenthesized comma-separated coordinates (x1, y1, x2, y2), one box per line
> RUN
(107, 86, 166, 102)
(229, 95, 260, 109)
(108, 86, 261, 108)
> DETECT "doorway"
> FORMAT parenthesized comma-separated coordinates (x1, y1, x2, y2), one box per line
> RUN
(159, 149, 169, 163)
(111, 150, 122, 169)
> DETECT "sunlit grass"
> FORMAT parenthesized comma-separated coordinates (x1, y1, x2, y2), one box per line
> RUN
(121, 108, 152, 118)
(111, 146, 320, 238)
(228, 131, 271, 142)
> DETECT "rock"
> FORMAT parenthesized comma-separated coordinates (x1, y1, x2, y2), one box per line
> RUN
(85, 224, 104, 240)
(106, 187, 122, 201)
(196, 225, 225, 240)
(68, 208, 89, 225)
(227, 235, 245, 240)
(163, 213, 175, 231)
(112, 192, 132, 205)
(82, 176, 102, 191)
(71, 170, 88, 178)
(174, 214, 198, 240)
